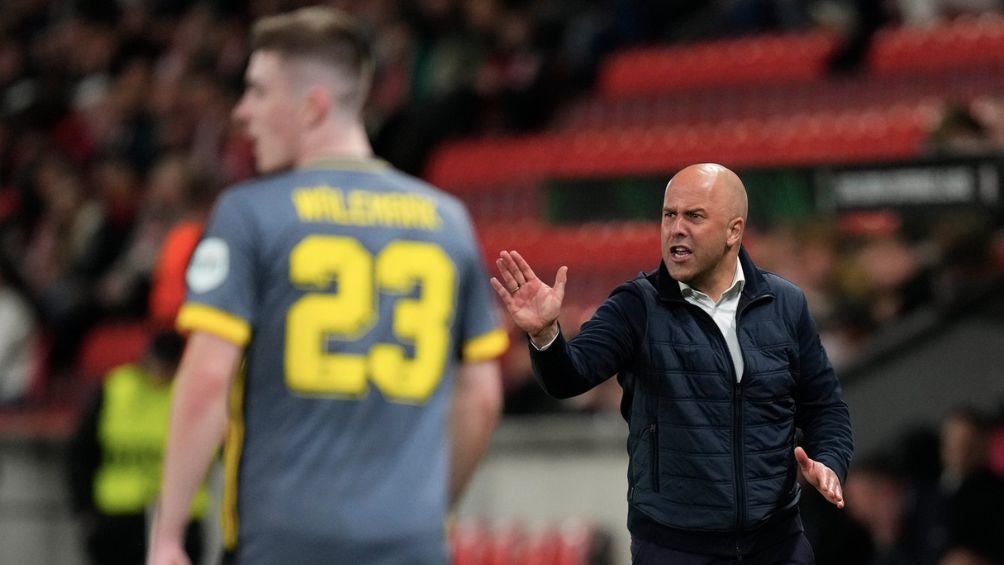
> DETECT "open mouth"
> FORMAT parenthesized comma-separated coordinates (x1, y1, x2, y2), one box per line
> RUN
(669, 245, 692, 260)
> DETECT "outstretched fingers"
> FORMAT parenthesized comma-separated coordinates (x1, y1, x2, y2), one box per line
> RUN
(795, 447, 844, 509)
(508, 250, 536, 285)
(489, 276, 514, 304)
(495, 253, 522, 294)
(553, 265, 568, 302)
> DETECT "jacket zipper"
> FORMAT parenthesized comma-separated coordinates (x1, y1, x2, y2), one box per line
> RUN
(683, 297, 766, 560)
(685, 306, 747, 536)
(731, 294, 767, 559)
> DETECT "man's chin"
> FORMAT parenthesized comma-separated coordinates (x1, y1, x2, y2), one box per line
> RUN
(665, 265, 691, 282)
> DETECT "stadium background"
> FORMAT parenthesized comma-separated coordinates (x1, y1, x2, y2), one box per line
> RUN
(1, 0, 1003, 563)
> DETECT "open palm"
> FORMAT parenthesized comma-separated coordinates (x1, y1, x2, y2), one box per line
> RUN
(490, 250, 567, 339)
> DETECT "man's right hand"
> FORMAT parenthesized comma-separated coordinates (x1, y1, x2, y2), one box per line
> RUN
(490, 250, 567, 347)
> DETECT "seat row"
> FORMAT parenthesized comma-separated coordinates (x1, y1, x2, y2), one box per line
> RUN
(558, 68, 1004, 132)
(451, 519, 606, 565)
(428, 103, 939, 191)
(477, 221, 659, 273)
(597, 14, 1004, 97)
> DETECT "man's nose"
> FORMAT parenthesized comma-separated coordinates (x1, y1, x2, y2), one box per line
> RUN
(667, 217, 685, 235)
(232, 97, 249, 123)
(231, 106, 249, 132)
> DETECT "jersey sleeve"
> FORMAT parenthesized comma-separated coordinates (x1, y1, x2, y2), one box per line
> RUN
(176, 191, 258, 346)
(455, 219, 509, 363)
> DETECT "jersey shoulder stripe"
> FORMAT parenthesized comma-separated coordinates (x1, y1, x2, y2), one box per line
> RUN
(463, 328, 509, 362)
(177, 303, 252, 345)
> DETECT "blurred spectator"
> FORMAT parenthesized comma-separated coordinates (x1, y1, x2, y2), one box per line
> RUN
(937, 407, 1004, 563)
(66, 330, 208, 565)
(372, 0, 579, 175)
(970, 95, 1004, 151)
(990, 402, 1004, 478)
(0, 268, 38, 405)
(927, 98, 1004, 157)
(845, 453, 941, 565)
(895, 0, 1003, 24)
(825, 0, 892, 72)
(939, 548, 999, 565)
(800, 460, 874, 565)
(147, 156, 217, 328)
(851, 231, 928, 324)
(927, 213, 999, 306)
(97, 153, 197, 318)
(21, 151, 113, 378)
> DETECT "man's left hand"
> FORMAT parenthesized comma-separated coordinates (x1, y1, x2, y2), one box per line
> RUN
(794, 446, 844, 509)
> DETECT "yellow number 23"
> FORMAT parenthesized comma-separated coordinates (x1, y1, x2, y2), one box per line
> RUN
(285, 235, 454, 404)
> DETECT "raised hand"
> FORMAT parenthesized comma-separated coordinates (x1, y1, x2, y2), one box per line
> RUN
(489, 250, 567, 345)
(795, 446, 844, 509)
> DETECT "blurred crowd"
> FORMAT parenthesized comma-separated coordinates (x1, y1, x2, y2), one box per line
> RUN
(0, 0, 995, 397)
(804, 405, 1004, 565)
(0, 0, 1002, 405)
(0, 1, 1002, 564)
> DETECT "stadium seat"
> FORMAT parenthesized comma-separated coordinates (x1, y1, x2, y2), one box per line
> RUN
(597, 30, 840, 97)
(428, 101, 940, 190)
(869, 13, 1004, 74)
(450, 518, 605, 565)
(75, 321, 155, 384)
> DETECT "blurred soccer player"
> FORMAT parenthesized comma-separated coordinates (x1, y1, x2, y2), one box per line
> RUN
(147, 7, 508, 565)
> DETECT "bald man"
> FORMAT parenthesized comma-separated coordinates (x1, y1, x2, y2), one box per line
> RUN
(492, 164, 853, 564)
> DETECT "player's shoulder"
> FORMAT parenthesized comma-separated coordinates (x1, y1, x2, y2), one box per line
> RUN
(219, 171, 298, 201)
(383, 167, 467, 211)
(212, 171, 323, 223)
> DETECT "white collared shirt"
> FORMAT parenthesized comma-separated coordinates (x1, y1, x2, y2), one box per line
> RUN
(679, 260, 745, 382)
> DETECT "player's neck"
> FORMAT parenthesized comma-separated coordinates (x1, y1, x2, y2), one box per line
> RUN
(297, 121, 373, 168)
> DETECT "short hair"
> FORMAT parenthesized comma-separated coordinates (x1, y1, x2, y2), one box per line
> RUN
(250, 6, 373, 111)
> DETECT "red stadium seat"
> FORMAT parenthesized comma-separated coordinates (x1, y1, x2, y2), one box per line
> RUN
(869, 13, 1004, 74)
(597, 30, 840, 97)
(428, 100, 939, 191)
(450, 518, 604, 565)
(75, 321, 155, 383)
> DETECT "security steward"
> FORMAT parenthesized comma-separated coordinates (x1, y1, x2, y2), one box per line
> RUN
(68, 330, 209, 565)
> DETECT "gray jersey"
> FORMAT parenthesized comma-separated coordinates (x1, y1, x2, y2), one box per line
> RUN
(178, 159, 507, 564)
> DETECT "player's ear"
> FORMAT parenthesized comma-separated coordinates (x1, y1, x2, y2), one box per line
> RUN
(303, 85, 331, 127)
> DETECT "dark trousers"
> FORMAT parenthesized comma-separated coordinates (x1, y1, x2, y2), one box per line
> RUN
(631, 532, 815, 565)
(85, 514, 204, 565)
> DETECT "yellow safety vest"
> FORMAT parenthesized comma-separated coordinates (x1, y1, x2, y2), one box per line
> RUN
(94, 364, 209, 516)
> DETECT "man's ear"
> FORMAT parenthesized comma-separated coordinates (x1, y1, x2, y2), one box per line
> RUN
(302, 85, 331, 127)
(727, 217, 744, 246)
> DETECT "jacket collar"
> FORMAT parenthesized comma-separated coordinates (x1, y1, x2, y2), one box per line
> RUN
(651, 246, 768, 303)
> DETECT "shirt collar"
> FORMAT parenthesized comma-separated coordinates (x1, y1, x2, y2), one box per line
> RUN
(297, 156, 390, 172)
(678, 258, 745, 300)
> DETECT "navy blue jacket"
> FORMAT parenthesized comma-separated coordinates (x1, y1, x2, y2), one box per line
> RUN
(530, 247, 853, 556)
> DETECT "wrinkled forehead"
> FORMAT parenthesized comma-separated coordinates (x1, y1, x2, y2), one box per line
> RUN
(663, 165, 747, 220)
(663, 169, 719, 207)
